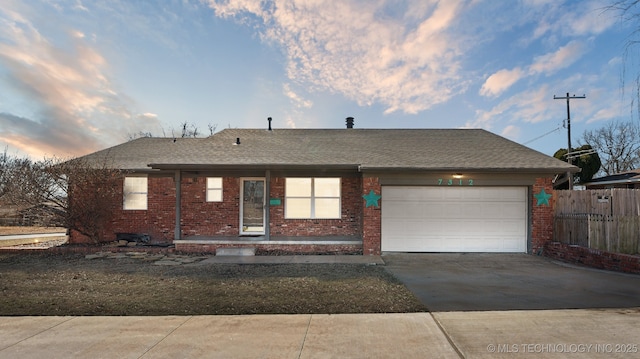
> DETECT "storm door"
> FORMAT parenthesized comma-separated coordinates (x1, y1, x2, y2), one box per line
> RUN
(240, 178, 265, 235)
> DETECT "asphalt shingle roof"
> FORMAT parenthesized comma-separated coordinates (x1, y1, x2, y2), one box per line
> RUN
(585, 169, 640, 184)
(79, 128, 577, 173)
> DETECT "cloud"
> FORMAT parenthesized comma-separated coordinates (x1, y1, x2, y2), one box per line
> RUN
(471, 68, 623, 141)
(529, 41, 585, 75)
(530, 0, 616, 41)
(206, 0, 470, 114)
(480, 68, 526, 97)
(283, 83, 313, 109)
(480, 41, 587, 98)
(0, 3, 162, 158)
(73, 0, 89, 12)
(500, 125, 521, 140)
(469, 85, 553, 130)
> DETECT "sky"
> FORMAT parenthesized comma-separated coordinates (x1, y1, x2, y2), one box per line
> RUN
(0, 0, 638, 159)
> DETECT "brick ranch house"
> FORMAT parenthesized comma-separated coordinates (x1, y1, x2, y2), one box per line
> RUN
(72, 120, 577, 255)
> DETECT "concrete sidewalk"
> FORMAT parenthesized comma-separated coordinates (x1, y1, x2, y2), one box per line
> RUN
(0, 233, 67, 247)
(0, 313, 457, 359)
(2, 309, 639, 359)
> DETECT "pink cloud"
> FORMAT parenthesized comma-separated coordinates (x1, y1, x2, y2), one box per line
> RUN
(480, 68, 526, 97)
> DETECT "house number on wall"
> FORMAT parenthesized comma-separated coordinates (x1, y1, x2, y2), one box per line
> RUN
(438, 178, 474, 186)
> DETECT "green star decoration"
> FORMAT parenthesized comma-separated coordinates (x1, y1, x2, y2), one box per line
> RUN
(363, 190, 381, 208)
(534, 189, 552, 206)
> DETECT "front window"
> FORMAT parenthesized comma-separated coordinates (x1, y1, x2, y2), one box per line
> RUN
(123, 176, 147, 210)
(285, 178, 340, 219)
(206, 177, 223, 202)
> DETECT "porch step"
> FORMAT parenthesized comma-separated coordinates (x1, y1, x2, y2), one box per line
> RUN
(216, 247, 256, 256)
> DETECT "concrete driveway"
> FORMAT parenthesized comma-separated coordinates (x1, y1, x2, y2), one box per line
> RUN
(383, 253, 640, 312)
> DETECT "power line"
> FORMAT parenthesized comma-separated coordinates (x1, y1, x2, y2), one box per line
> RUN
(522, 125, 562, 145)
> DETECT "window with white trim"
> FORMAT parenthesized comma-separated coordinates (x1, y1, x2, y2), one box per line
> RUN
(206, 177, 223, 202)
(123, 176, 147, 210)
(285, 178, 341, 219)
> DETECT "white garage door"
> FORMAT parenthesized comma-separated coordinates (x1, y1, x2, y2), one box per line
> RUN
(381, 186, 527, 253)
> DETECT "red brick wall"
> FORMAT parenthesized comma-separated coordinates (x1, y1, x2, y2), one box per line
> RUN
(269, 177, 362, 237)
(544, 242, 640, 274)
(180, 177, 240, 237)
(70, 175, 176, 244)
(71, 175, 365, 244)
(175, 243, 362, 255)
(362, 177, 381, 255)
(532, 177, 554, 253)
(70, 174, 558, 258)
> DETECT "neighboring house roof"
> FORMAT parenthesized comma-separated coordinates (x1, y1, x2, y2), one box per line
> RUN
(583, 169, 640, 187)
(79, 128, 577, 174)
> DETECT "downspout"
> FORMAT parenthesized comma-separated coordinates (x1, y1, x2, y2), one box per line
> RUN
(527, 185, 533, 254)
(174, 170, 182, 240)
(265, 170, 271, 241)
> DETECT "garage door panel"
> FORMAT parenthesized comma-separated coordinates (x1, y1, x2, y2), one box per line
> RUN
(482, 187, 507, 199)
(443, 189, 464, 200)
(381, 186, 527, 253)
(500, 203, 526, 217)
(499, 187, 526, 201)
(461, 203, 483, 217)
(501, 220, 526, 234)
(467, 238, 499, 251)
(395, 202, 426, 217)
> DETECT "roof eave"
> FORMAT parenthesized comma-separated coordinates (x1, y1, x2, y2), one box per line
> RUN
(147, 163, 361, 171)
(583, 178, 640, 186)
(357, 166, 580, 174)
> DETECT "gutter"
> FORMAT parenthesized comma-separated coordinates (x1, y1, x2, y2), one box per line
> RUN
(356, 165, 580, 174)
(147, 163, 578, 175)
(582, 178, 640, 187)
(147, 163, 361, 171)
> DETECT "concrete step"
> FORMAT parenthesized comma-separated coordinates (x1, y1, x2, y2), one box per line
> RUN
(216, 247, 256, 256)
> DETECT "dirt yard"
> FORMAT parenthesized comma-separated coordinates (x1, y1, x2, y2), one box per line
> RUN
(0, 252, 426, 316)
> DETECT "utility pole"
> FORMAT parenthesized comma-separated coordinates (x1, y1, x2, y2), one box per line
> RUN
(553, 92, 585, 190)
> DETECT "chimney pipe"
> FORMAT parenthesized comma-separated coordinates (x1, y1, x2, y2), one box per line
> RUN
(268, 117, 272, 131)
(346, 117, 354, 129)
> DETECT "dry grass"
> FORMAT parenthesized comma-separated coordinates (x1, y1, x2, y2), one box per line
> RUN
(0, 253, 426, 316)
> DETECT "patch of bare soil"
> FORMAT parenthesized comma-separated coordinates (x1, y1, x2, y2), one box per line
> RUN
(0, 252, 426, 316)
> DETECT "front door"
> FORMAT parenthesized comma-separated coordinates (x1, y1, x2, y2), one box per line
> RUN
(240, 178, 265, 235)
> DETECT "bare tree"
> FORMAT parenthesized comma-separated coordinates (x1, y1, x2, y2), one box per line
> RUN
(208, 123, 218, 136)
(129, 121, 217, 140)
(0, 147, 10, 199)
(53, 157, 127, 242)
(608, 0, 640, 120)
(180, 121, 199, 138)
(127, 131, 154, 141)
(582, 121, 640, 175)
(2, 155, 125, 242)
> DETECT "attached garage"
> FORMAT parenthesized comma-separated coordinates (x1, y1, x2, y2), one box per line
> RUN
(381, 186, 527, 253)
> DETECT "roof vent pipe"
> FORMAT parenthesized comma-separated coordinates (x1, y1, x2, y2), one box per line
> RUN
(235, 137, 241, 145)
(346, 117, 354, 129)
(268, 117, 272, 131)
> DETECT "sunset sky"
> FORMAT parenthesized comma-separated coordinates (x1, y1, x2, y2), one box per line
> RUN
(0, 0, 636, 159)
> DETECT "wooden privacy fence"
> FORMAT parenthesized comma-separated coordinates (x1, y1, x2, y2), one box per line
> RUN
(554, 189, 640, 255)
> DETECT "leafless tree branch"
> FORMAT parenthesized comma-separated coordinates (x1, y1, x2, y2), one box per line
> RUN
(582, 120, 640, 175)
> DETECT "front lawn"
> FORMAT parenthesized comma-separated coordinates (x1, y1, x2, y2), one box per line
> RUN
(0, 253, 426, 315)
